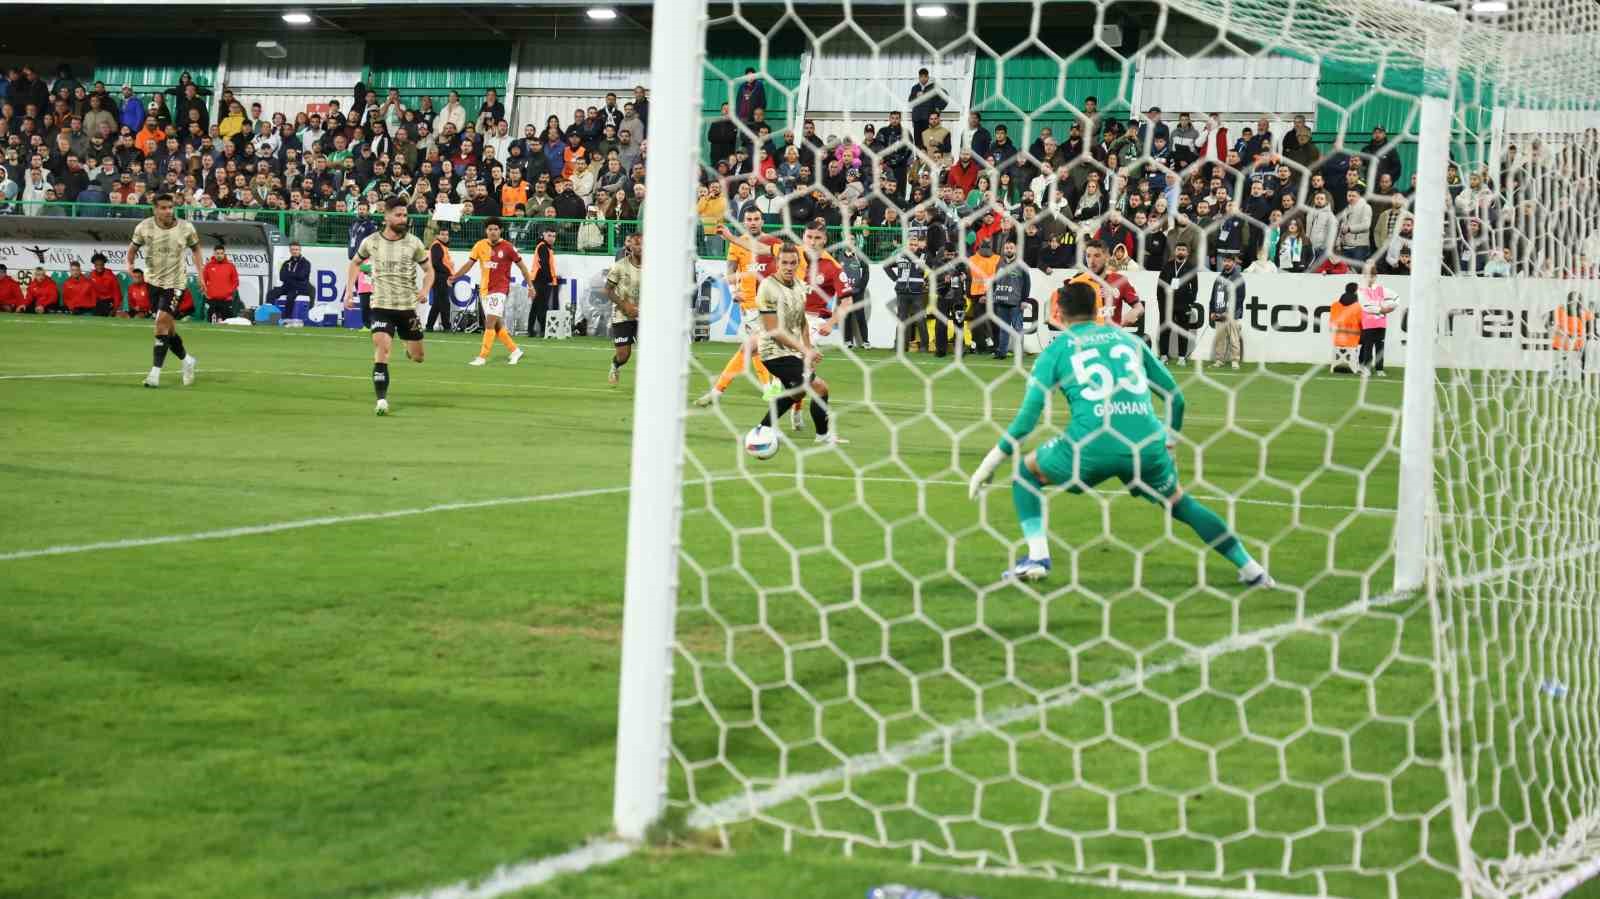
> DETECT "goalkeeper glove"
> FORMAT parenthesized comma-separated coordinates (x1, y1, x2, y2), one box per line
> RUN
(968, 447, 1008, 500)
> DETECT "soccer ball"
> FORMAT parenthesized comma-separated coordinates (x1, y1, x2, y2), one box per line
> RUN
(744, 426, 779, 460)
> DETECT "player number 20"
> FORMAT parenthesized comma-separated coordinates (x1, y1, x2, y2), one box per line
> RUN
(1072, 345, 1149, 401)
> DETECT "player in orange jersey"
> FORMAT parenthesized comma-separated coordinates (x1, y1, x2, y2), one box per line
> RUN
(451, 217, 531, 366)
(695, 207, 807, 406)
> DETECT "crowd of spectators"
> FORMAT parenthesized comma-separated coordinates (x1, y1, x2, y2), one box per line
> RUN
(0, 63, 654, 244)
(701, 67, 1600, 279)
(0, 59, 1595, 283)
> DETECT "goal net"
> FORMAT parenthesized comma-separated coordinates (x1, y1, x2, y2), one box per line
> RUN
(617, 1, 1600, 896)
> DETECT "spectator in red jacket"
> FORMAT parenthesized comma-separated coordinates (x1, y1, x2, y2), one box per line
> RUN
(26, 268, 59, 313)
(62, 262, 96, 314)
(1313, 255, 1352, 276)
(0, 265, 24, 312)
(127, 268, 152, 317)
(944, 148, 982, 195)
(88, 252, 122, 316)
(202, 244, 240, 321)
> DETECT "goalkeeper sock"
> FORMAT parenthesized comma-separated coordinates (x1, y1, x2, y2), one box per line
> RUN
(497, 326, 518, 351)
(1012, 464, 1049, 560)
(752, 355, 772, 385)
(478, 329, 496, 358)
(372, 362, 389, 400)
(1171, 494, 1252, 568)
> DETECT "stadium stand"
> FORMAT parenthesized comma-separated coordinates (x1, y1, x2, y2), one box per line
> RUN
(0, 32, 1595, 322)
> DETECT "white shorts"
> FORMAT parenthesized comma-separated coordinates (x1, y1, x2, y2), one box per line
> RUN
(481, 292, 507, 318)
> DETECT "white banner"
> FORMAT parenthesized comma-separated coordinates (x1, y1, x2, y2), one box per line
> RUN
(0, 216, 274, 307)
(1035, 270, 1590, 372)
(282, 245, 1591, 371)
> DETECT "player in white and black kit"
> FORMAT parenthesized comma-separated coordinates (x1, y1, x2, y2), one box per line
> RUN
(342, 196, 434, 415)
(603, 232, 643, 387)
(128, 193, 205, 388)
(755, 242, 846, 446)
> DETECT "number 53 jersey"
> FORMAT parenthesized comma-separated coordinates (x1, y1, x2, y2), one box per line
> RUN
(1011, 321, 1184, 458)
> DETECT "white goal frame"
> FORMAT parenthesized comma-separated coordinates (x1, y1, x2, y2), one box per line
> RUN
(608, 5, 1600, 897)
(612, 0, 711, 841)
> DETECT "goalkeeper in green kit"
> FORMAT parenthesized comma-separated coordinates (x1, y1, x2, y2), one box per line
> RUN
(969, 280, 1275, 587)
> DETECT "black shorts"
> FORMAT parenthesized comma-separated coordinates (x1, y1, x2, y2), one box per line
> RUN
(763, 355, 814, 390)
(612, 319, 639, 346)
(371, 308, 425, 341)
(151, 286, 184, 317)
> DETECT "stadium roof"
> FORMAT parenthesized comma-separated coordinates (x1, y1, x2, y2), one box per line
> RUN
(4, 2, 1106, 43)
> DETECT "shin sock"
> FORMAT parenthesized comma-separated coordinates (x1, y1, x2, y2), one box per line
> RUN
(1012, 464, 1049, 560)
(153, 334, 169, 367)
(808, 394, 829, 435)
(372, 362, 389, 400)
(761, 395, 794, 428)
(1171, 494, 1251, 568)
(167, 332, 186, 360)
(714, 349, 746, 391)
(497, 327, 518, 351)
(479, 329, 496, 357)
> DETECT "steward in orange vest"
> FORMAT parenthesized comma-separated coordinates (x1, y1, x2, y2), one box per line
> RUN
(1552, 298, 1593, 352)
(1329, 282, 1363, 374)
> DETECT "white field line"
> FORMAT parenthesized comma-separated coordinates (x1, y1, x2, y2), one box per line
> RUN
(0, 370, 146, 380)
(807, 472, 1397, 517)
(388, 839, 636, 899)
(0, 483, 636, 562)
(0, 313, 1415, 387)
(1526, 852, 1600, 899)
(0, 470, 1392, 564)
(0, 363, 1402, 432)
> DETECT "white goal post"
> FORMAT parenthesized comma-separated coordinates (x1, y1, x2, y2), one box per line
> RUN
(612, 0, 710, 841)
(616, 0, 1600, 895)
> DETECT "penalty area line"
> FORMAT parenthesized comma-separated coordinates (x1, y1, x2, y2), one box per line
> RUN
(0, 483, 638, 562)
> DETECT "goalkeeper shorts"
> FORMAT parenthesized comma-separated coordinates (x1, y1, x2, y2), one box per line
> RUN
(1035, 438, 1180, 504)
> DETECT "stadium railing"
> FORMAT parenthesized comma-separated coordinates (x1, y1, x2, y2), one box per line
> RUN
(2, 202, 913, 261)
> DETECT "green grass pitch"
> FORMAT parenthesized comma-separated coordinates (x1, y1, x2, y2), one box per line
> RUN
(2, 315, 1585, 899)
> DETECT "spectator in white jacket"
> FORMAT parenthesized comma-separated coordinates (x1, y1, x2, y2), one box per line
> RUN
(1030, 163, 1072, 215)
(20, 167, 52, 213)
(1194, 112, 1223, 162)
(1337, 190, 1373, 263)
(1304, 189, 1338, 263)
(485, 119, 513, 163)
(434, 90, 468, 136)
(1453, 170, 1497, 223)
(754, 180, 785, 224)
